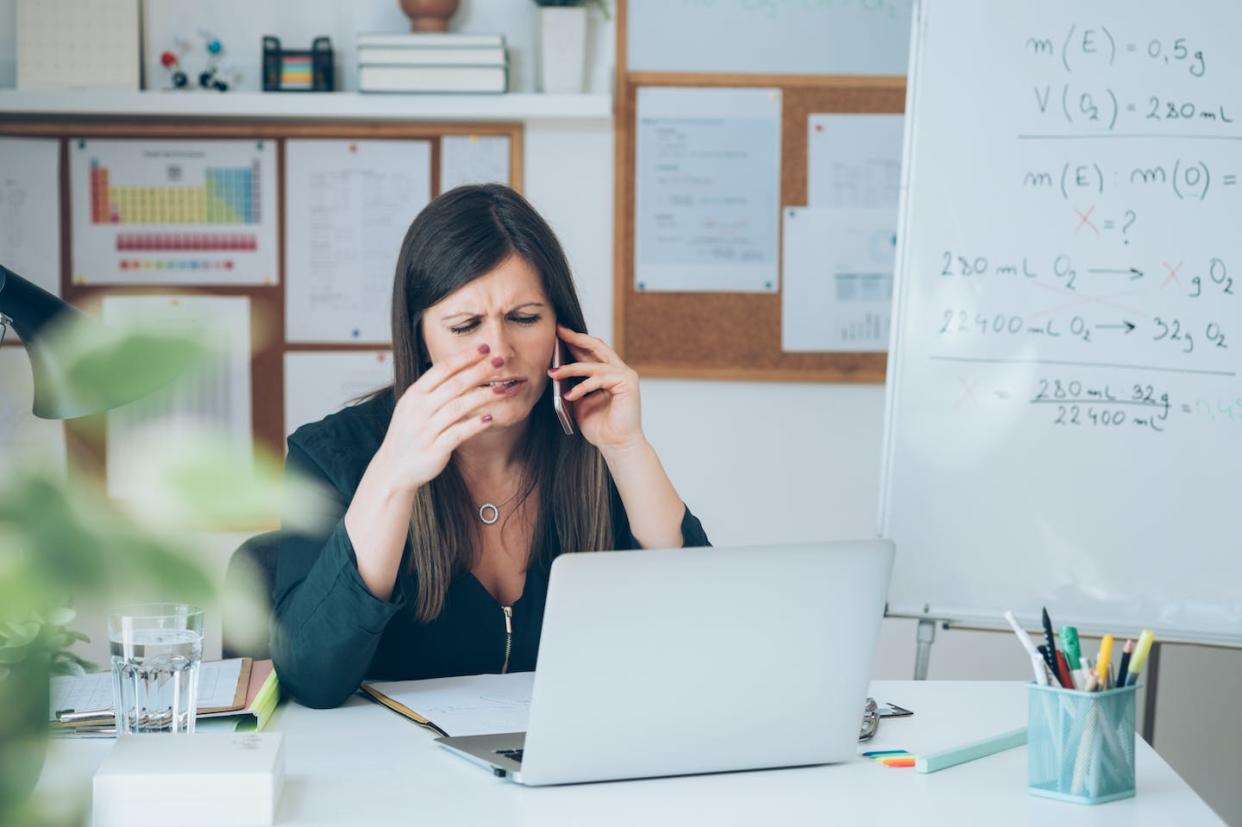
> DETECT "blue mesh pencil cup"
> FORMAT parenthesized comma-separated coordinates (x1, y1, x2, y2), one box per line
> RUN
(1027, 682, 1137, 804)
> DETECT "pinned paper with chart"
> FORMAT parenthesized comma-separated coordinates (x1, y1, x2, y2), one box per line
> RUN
(283, 350, 394, 437)
(69, 139, 278, 285)
(0, 137, 61, 307)
(440, 135, 510, 192)
(285, 139, 432, 343)
(782, 207, 896, 352)
(102, 295, 253, 501)
(807, 114, 904, 209)
(635, 87, 782, 293)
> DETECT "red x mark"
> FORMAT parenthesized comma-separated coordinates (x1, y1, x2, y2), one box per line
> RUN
(1160, 260, 1184, 288)
(1073, 205, 1100, 236)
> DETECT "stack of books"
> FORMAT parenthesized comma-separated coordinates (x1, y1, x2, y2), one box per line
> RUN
(356, 32, 508, 94)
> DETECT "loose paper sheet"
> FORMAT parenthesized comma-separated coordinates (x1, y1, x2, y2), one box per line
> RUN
(807, 114, 904, 209)
(366, 672, 534, 737)
(102, 294, 252, 500)
(69, 139, 278, 285)
(285, 139, 432, 343)
(283, 350, 393, 437)
(0, 137, 61, 304)
(635, 87, 782, 293)
(781, 207, 896, 352)
(0, 347, 66, 474)
(50, 659, 245, 720)
(440, 135, 510, 193)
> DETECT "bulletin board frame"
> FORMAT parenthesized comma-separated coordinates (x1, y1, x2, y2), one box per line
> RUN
(0, 116, 523, 499)
(613, 0, 906, 383)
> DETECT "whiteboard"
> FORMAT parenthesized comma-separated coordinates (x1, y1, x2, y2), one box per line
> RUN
(880, 0, 1242, 645)
(627, 0, 913, 76)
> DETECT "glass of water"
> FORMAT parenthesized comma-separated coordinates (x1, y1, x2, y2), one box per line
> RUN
(109, 603, 204, 734)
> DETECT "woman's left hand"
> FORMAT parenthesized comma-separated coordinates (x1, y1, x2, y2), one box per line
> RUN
(550, 325, 644, 454)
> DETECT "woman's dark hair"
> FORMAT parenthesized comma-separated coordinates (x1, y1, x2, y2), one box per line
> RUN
(389, 184, 613, 621)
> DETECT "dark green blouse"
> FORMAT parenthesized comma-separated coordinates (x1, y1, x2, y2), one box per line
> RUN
(270, 391, 711, 709)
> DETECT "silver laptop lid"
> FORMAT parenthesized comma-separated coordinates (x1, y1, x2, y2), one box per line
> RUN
(518, 540, 895, 785)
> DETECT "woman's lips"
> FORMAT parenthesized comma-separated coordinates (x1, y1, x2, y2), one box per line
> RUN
(484, 378, 526, 396)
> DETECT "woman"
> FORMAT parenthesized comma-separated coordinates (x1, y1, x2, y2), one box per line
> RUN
(271, 184, 710, 708)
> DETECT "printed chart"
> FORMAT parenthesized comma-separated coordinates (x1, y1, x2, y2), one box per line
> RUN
(70, 139, 278, 285)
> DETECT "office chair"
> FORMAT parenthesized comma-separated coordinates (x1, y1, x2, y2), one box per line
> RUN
(221, 530, 282, 660)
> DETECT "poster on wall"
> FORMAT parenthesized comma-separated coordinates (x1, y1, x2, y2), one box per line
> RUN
(440, 135, 510, 193)
(69, 138, 279, 286)
(102, 294, 253, 501)
(284, 139, 432, 344)
(283, 350, 394, 437)
(634, 87, 782, 293)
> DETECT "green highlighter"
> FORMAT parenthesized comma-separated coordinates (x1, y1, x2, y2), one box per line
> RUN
(1060, 626, 1082, 671)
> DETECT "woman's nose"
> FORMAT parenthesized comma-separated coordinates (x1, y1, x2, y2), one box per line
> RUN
(484, 321, 514, 360)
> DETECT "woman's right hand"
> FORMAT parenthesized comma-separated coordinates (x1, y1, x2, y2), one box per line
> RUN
(375, 343, 501, 493)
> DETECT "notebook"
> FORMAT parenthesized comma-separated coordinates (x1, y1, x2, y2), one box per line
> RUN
(360, 672, 534, 738)
(50, 658, 280, 734)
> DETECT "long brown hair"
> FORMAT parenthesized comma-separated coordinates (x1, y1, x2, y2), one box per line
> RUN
(390, 184, 613, 621)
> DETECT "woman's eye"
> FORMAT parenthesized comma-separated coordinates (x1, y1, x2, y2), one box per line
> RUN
(510, 315, 540, 325)
(450, 321, 480, 335)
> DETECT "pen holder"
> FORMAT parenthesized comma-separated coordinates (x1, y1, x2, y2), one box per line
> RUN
(1027, 683, 1137, 805)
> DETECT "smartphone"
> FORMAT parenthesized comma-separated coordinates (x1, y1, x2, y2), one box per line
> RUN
(551, 340, 574, 435)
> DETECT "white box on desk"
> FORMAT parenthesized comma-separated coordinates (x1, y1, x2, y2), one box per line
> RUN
(93, 732, 284, 827)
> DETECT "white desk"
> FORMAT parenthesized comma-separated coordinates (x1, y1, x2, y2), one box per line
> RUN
(38, 681, 1223, 826)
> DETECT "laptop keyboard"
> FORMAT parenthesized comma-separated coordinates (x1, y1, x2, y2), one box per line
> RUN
(495, 748, 524, 765)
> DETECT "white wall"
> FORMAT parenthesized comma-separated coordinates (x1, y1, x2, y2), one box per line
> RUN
(2, 1, 1237, 823)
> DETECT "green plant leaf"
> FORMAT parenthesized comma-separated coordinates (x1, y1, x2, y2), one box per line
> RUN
(45, 607, 75, 627)
(0, 646, 29, 664)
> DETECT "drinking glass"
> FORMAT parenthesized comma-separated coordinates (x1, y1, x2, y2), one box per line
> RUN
(109, 603, 204, 734)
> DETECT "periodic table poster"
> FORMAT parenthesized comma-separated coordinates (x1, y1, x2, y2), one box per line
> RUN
(68, 138, 279, 285)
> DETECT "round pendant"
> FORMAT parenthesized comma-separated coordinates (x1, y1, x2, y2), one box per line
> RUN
(479, 503, 499, 525)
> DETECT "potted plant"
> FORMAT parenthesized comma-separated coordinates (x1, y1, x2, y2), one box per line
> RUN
(532, 0, 610, 93)
(0, 313, 310, 825)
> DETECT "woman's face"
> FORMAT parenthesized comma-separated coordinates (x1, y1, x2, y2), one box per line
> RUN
(421, 253, 557, 430)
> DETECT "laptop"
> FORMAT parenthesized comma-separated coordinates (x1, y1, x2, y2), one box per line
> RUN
(437, 540, 895, 786)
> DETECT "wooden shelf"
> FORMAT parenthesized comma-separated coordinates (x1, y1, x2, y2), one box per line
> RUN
(0, 90, 612, 122)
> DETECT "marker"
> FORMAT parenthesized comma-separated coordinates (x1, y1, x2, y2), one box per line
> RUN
(1126, 629, 1155, 686)
(1095, 634, 1114, 690)
(1055, 648, 1076, 689)
(1060, 626, 1082, 671)
(1005, 610, 1050, 686)
(1040, 608, 1060, 677)
(915, 727, 1028, 773)
(1116, 639, 1134, 686)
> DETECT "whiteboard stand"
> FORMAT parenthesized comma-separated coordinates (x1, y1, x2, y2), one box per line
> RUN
(1141, 642, 1163, 745)
(912, 616, 937, 680)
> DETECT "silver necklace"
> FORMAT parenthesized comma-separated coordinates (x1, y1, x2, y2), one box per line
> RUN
(478, 488, 520, 525)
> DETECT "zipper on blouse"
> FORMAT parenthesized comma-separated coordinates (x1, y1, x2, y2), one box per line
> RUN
(501, 606, 513, 674)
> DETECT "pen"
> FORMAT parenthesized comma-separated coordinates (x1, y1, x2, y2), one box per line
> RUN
(1095, 634, 1114, 690)
(1126, 629, 1155, 686)
(1004, 610, 1049, 686)
(56, 709, 112, 724)
(1117, 639, 1133, 687)
(1060, 626, 1082, 671)
(1040, 608, 1060, 678)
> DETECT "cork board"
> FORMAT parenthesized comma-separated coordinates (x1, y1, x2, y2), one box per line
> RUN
(0, 116, 523, 510)
(614, 0, 906, 383)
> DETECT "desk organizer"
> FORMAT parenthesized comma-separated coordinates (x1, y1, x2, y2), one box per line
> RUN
(1027, 682, 1137, 804)
(262, 36, 334, 92)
